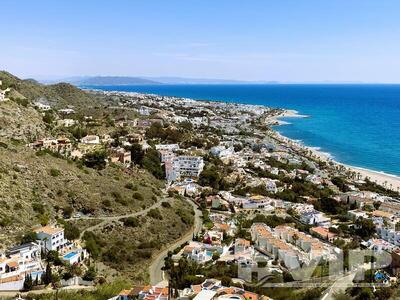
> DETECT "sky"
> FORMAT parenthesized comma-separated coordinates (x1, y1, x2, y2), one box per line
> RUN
(1, 0, 400, 82)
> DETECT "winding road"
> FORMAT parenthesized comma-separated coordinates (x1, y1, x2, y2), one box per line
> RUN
(149, 199, 203, 285)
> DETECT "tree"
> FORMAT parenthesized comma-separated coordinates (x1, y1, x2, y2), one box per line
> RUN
(83, 150, 107, 170)
(355, 218, 376, 240)
(129, 143, 144, 165)
(23, 274, 33, 291)
(82, 266, 97, 281)
(199, 165, 221, 189)
(43, 264, 53, 285)
(63, 222, 80, 240)
(141, 148, 164, 179)
(46, 250, 63, 265)
(212, 252, 220, 261)
(42, 112, 55, 124)
(20, 231, 38, 244)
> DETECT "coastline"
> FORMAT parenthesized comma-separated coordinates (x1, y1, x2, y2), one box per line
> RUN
(275, 110, 400, 192)
(94, 88, 400, 193)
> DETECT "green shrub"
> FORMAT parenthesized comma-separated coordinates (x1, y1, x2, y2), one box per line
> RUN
(32, 202, 46, 214)
(0, 217, 12, 227)
(124, 182, 134, 190)
(161, 202, 171, 208)
(132, 192, 144, 201)
(63, 222, 80, 240)
(122, 217, 140, 227)
(50, 168, 61, 177)
(147, 208, 162, 219)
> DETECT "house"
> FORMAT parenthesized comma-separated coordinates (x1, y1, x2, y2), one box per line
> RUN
(34, 226, 67, 252)
(300, 210, 331, 227)
(33, 225, 87, 264)
(362, 238, 397, 252)
(58, 108, 75, 115)
(57, 119, 76, 127)
(81, 135, 100, 144)
(204, 230, 224, 246)
(34, 101, 51, 111)
(377, 227, 400, 246)
(210, 146, 234, 159)
(234, 238, 252, 255)
(263, 178, 278, 193)
(138, 106, 151, 116)
(110, 147, 131, 165)
(182, 242, 225, 264)
(0, 242, 43, 288)
(155, 144, 180, 152)
(347, 209, 368, 221)
(113, 285, 168, 300)
(29, 137, 73, 156)
(310, 226, 337, 242)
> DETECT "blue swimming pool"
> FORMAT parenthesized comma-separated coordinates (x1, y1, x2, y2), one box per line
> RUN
(63, 251, 78, 260)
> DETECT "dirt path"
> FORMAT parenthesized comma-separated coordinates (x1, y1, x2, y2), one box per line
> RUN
(78, 198, 165, 239)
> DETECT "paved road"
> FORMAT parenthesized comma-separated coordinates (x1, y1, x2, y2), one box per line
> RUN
(79, 198, 165, 239)
(149, 199, 203, 285)
(320, 271, 357, 300)
(321, 264, 372, 300)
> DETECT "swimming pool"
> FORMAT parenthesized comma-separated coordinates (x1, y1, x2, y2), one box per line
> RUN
(63, 251, 78, 260)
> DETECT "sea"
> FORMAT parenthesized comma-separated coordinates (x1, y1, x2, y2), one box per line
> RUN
(82, 84, 400, 176)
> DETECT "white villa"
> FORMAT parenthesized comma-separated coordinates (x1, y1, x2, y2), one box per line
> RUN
(34, 226, 68, 252)
(34, 225, 87, 264)
(0, 243, 43, 290)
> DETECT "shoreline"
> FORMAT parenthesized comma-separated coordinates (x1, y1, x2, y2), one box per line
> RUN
(94, 88, 400, 193)
(275, 110, 400, 192)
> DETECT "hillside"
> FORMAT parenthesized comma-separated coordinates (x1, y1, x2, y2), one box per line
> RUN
(0, 71, 104, 109)
(0, 71, 194, 283)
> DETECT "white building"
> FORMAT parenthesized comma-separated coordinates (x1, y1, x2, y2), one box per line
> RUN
(155, 144, 180, 152)
(0, 242, 43, 289)
(34, 102, 51, 111)
(81, 135, 100, 144)
(57, 119, 76, 127)
(210, 146, 234, 159)
(377, 227, 400, 246)
(165, 156, 204, 182)
(263, 178, 278, 193)
(300, 210, 331, 227)
(58, 108, 75, 115)
(34, 226, 68, 252)
(138, 106, 151, 116)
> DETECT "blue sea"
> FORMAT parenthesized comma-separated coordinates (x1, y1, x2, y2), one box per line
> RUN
(83, 84, 400, 176)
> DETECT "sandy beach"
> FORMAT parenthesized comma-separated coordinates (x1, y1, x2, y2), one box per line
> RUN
(273, 110, 400, 193)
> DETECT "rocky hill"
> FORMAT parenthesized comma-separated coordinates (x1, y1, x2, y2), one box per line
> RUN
(0, 70, 104, 109)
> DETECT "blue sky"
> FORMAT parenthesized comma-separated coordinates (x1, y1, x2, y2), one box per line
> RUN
(1, 0, 400, 82)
